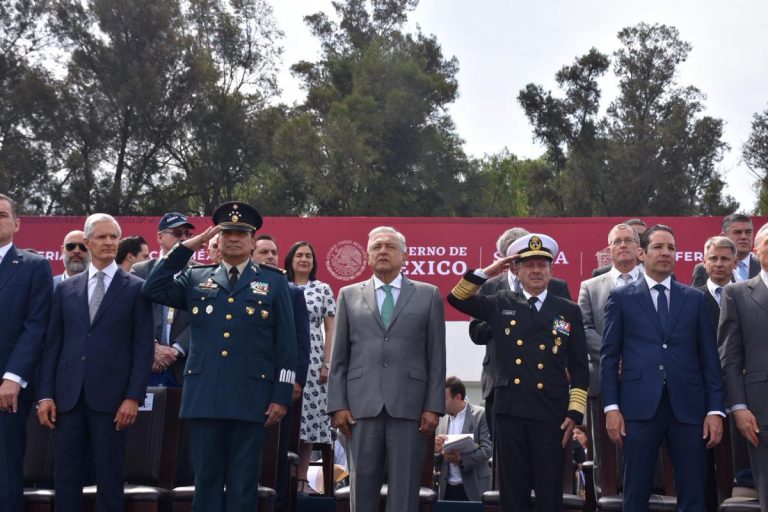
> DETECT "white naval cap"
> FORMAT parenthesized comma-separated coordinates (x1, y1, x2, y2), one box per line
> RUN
(506, 233, 559, 261)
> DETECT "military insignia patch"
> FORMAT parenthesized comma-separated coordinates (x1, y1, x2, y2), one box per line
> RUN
(553, 318, 571, 335)
(529, 236, 542, 251)
(505, 328, 511, 335)
(250, 281, 269, 295)
(261, 309, 269, 319)
(246, 306, 255, 315)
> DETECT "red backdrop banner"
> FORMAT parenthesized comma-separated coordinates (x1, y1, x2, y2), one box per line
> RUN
(16, 216, 766, 321)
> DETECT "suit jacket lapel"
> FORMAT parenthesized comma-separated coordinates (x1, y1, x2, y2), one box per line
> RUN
(231, 263, 258, 296)
(631, 279, 666, 338)
(750, 254, 761, 278)
(388, 275, 414, 329)
(749, 277, 768, 316)
(0, 245, 21, 292)
(461, 403, 474, 434)
(667, 282, 686, 335)
(92, 269, 128, 326)
(361, 278, 385, 331)
(210, 264, 230, 291)
(533, 294, 556, 331)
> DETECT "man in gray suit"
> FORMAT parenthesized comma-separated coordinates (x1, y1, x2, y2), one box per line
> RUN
(328, 225, 446, 512)
(720, 222, 768, 511)
(434, 376, 492, 501)
(692, 213, 760, 287)
(578, 223, 642, 491)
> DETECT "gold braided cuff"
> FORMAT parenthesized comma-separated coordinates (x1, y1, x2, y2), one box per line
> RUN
(451, 278, 481, 300)
(568, 387, 588, 416)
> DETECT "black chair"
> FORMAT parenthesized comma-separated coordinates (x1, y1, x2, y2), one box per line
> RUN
(83, 386, 182, 512)
(334, 433, 438, 512)
(23, 410, 56, 512)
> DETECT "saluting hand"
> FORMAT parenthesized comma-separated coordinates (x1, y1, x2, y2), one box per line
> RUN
(482, 255, 519, 278)
(181, 225, 221, 252)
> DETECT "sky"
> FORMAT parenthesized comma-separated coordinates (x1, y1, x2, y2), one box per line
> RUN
(271, 0, 768, 212)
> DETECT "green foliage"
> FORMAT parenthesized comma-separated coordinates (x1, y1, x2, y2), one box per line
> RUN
(743, 107, 768, 214)
(519, 22, 738, 216)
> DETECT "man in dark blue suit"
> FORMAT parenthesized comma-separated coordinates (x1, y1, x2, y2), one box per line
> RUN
(37, 213, 154, 511)
(601, 224, 725, 511)
(252, 234, 311, 511)
(0, 193, 53, 512)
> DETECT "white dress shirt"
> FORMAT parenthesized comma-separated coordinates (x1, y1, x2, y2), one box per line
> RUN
(0, 241, 11, 263)
(608, 265, 641, 288)
(446, 401, 468, 484)
(522, 288, 547, 310)
(87, 261, 119, 301)
(373, 274, 402, 313)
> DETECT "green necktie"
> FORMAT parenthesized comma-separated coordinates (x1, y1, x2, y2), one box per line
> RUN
(381, 284, 395, 328)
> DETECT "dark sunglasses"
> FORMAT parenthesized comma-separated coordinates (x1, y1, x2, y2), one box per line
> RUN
(65, 243, 87, 252)
(162, 228, 193, 238)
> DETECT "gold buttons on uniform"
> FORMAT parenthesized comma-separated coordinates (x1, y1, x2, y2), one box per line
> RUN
(516, 339, 523, 346)
(515, 358, 522, 365)
(552, 330, 557, 335)
(225, 314, 232, 320)
(537, 383, 544, 389)
(221, 350, 229, 357)
(223, 332, 230, 339)
(539, 344, 546, 350)
(228, 297, 235, 303)
(514, 378, 521, 385)
(510, 320, 517, 326)
(537, 363, 544, 370)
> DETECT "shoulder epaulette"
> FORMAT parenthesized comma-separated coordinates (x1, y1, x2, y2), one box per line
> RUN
(259, 264, 287, 275)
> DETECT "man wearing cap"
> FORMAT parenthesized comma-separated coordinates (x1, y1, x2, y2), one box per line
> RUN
(132, 212, 196, 387)
(469, 226, 571, 436)
(142, 202, 297, 511)
(448, 233, 589, 511)
(53, 230, 90, 289)
(601, 224, 724, 511)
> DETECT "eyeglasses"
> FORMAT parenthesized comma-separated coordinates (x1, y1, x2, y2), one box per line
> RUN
(610, 237, 638, 246)
(64, 243, 87, 252)
(162, 228, 193, 238)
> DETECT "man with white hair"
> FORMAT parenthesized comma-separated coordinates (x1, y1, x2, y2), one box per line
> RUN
(37, 213, 154, 511)
(53, 230, 90, 289)
(328, 226, 446, 512)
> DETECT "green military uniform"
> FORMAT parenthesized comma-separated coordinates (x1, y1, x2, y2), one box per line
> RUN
(142, 203, 296, 512)
(447, 234, 588, 512)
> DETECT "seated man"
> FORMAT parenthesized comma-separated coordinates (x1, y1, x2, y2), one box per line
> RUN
(435, 376, 492, 501)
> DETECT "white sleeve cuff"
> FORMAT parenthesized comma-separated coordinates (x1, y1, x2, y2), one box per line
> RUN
(729, 404, 748, 412)
(3, 372, 28, 389)
(707, 410, 726, 417)
(474, 269, 489, 279)
(603, 404, 620, 413)
(172, 343, 186, 356)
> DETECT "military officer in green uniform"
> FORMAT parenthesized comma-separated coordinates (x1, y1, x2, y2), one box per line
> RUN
(142, 202, 297, 512)
(447, 233, 588, 512)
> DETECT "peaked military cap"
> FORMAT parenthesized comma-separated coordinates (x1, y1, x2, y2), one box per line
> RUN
(506, 233, 559, 261)
(212, 201, 263, 232)
(158, 211, 195, 231)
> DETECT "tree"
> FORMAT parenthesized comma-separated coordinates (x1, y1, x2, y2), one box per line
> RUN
(743, 106, 768, 214)
(519, 23, 737, 216)
(279, 0, 472, 215)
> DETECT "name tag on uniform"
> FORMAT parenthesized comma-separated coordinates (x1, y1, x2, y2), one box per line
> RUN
(501, 309, 516, 316)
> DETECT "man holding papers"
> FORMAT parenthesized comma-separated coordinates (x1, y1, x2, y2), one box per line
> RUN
(435, 376, 492, 501)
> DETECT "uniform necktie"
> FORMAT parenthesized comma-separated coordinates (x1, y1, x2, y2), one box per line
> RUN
(715, 286, 723, 306)
(381, 284, 395, 328)
(528, 296, 538, 318)
(89, 271, 105, 323)
(739, 260, 749, 281)
(653, 284, 668, 332)
(228, 266, 239, 289)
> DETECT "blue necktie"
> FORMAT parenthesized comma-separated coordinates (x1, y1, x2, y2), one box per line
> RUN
(739, 260, 749, 281)
(653, 284, 668, 332)
(715, 286, 723, 306)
